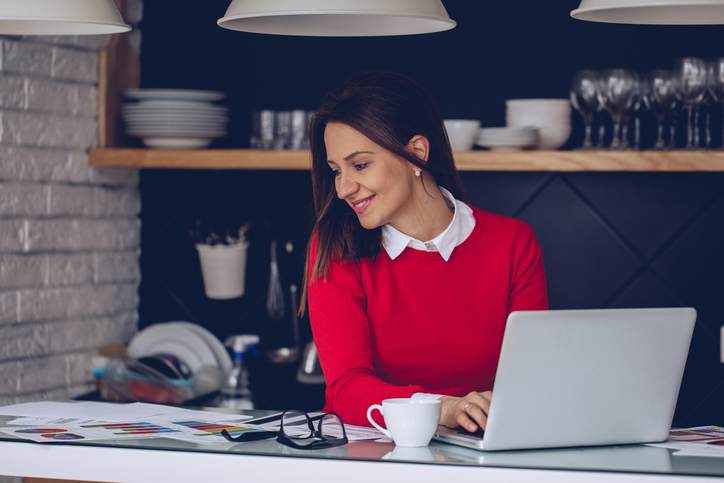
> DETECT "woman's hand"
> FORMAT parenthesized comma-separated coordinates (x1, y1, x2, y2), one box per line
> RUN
(439, 391, 493, 432)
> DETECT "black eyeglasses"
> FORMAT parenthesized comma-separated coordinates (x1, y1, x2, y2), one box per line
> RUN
(276, 409, 348, 450)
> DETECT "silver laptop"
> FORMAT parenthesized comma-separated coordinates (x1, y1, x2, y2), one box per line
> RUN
(432, 307, 696, 451)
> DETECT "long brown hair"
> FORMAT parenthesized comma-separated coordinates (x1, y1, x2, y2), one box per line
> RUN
(300, 71, 465, 313)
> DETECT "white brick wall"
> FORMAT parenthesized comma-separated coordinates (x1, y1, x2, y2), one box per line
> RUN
(0, 33, 141, 411)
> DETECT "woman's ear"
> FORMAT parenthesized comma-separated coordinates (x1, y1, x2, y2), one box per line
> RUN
(406, 135, 430, 164)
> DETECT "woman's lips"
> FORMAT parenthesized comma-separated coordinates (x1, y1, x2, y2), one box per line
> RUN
(351, 195, 374, 214)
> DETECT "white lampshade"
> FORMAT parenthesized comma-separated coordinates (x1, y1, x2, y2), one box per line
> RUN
(0, 0, 131, 35)
(571, 0, 724, 24)
(218, 0, 456, 36)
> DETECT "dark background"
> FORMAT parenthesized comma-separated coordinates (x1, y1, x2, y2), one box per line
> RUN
(136, 1, 724, 425)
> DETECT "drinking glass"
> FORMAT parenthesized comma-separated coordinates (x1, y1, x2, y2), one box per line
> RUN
(620, 72, 643, 150)
(701, 90, 715, 149)
(648, 70, 679, 150)
(668, 106, 680, 150)
(675, 57, 708, 150)
(570, 70, 600, 150)
(633, 74, 651, 150)
(708, 57, 724, 149)
(597, 69, 636, 150)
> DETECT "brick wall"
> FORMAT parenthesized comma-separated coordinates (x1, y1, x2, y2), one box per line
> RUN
(0, 33, 141, 410)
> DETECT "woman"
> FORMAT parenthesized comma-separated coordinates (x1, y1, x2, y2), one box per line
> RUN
(302, 71, 548, 432)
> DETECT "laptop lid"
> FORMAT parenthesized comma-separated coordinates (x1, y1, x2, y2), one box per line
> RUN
(433, 307, 696, 451)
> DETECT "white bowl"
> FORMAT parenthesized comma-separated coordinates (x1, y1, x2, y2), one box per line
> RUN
(505, 100, 571, 150)
(444, 119, 481, 151)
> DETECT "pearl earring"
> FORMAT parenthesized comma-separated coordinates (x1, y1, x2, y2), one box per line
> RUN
(415, 170, 421, 177)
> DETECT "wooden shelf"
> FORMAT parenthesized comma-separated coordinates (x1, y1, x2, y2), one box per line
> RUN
(88, 148, 724, 171)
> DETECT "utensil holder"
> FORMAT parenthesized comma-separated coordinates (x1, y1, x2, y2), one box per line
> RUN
(196, 241, 249, 299)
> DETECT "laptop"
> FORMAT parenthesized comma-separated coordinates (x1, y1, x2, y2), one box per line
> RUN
(432, 307, 696, 451)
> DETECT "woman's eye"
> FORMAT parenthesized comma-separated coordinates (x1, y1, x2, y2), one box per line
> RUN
(354, 163, 368, 171)
(331, 168, 341, 177)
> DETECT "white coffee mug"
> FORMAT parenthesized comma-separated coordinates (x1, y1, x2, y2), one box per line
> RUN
(366, 398, 441, 447)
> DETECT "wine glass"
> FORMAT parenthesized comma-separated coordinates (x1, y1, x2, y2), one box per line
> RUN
(700, 90, 715, 149)
(570, 70, 600, 150)
(708, 57, 724, 149)
(633, 74, 651, 150)
(675, 57, 709, 150)
(620, 72, 643, 150)
(597, 69, 636, 150)
(648, 70, 679, 150)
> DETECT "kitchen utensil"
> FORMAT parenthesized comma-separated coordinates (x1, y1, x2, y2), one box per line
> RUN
(266, 239, 285, 321)
(297, 340, 325, 384)
(196, 241, 249, 299)
(268, 283, 300, 364)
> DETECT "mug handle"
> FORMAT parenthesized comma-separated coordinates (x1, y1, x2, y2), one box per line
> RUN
(366, 404, 391, 438)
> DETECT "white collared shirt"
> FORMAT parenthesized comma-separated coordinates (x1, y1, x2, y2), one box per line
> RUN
(381, 186, 475, 261)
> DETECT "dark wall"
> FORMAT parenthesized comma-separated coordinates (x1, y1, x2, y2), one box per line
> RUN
(137, 1, 724, 424)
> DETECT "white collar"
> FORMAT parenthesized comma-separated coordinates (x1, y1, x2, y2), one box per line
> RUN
(381, 186, 475, 261)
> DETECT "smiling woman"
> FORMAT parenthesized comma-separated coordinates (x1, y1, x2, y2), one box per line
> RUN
(324, 122, 452, 238)
(301, 71, 548, 432)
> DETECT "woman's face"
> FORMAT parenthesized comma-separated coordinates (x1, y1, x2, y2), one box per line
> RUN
(324, 122, 420, 232)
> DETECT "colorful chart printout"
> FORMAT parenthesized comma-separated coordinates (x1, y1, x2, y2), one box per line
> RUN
(669, 427, 724, 444)
(172, 420, 263, 438)
(81, 422, 181, 436)
(15, 428, 85, 440)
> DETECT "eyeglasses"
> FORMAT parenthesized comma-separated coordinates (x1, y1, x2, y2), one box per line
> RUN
(277, 409, 348, 450)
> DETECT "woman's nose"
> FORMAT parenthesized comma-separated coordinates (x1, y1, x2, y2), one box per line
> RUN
(336, 170, 359, 199)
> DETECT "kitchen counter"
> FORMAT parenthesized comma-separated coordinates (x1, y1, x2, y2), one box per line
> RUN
(2, 411, 724, 483)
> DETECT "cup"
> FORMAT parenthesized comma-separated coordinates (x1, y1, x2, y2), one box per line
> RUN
(366, 398, 441, 447)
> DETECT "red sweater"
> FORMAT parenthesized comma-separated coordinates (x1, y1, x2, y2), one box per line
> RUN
(308, 206, 548, 427)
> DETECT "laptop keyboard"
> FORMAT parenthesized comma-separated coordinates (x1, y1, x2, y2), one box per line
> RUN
(457, 428, 485, 438)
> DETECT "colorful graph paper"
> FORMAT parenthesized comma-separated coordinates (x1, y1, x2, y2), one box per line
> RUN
(669, 426, 724, 443)
(173, 420, 262, 438)
(82, 422, 181, 436)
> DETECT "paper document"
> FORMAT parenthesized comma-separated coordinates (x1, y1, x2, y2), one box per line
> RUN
(646, 426, 724, 457)
(0, 402, 384, 444)
(0, 401, 251, 423)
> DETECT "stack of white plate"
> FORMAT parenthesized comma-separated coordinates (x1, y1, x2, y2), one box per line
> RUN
(475, 126, 540, 151)
(122, 89, 229, 149)
(128, 321, 233, 397)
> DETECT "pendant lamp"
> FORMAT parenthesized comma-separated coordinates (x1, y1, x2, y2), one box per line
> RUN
(217, 0, 456, 36)
(0, 0, 131, 35)
(571, 0, 724, 24)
